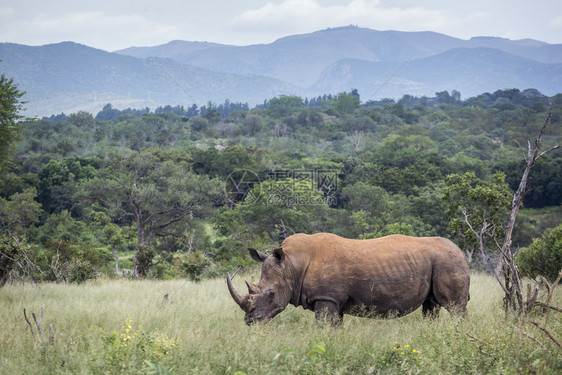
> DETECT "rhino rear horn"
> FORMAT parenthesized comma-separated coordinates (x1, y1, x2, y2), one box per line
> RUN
(246, 280, 261, 294)
(226, 273, 246, 310)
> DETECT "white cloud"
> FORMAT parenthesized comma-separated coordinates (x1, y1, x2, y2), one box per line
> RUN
(548, 15, 562, 30)
(0, 6, 15, 18)
(3, 11, 180, 50)
(231, 0, 448, 34)
(1, 0, 560, 49)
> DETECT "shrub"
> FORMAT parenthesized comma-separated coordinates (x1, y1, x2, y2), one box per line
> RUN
(181, 251, 210, 282)
(95, 316, 179, 373)
(516, 224, 562, 282)
(35, 240, 111, 283)
(0, 235, 21, 287)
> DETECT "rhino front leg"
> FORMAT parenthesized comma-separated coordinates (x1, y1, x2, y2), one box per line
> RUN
(314, 300, 343, 326)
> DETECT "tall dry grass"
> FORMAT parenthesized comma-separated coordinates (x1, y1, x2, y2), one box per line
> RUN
(0, 273, 560, 374)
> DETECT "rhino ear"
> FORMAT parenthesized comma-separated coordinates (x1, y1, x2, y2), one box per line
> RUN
(273, 247, 285, 263)
(248, 248, 268, 263)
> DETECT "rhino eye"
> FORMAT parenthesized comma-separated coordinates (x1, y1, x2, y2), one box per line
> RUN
(267, 290, 275, 299)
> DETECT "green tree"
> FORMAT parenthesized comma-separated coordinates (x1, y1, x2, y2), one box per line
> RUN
(0, 72, 26, 172)
(191, 145, 264, 178)
(296, 107, 324, 129)
(333, 93, 360, 116)
(34, 238, 111, 283)
(68, 111, 96, 129)
(243, 114, 264, 136)
(189, 116, 210, 132)
(341, 182, 389, 215)
(371, 168, 429, 195)
(0, 187, 42, 236)
(516, 224, 562, 282)
(215, 177, 335, 251)
(28, 210, 93, 245)
(90, 210, 129, 276)
(0, 172, 39, 199)
(408, 182, 450, 237)
(361, 222, 416, 239)
(0, 187, 41, 286)
(374, 134, 439, 169)
(82, 151, 223, 277)
(266, 96, 304, 117)
(443, 172, 512, 265)
(202, 102, 223, 124)
(37, 157, 98, 215)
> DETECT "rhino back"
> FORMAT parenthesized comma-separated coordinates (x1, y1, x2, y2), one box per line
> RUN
(282, 233, 469, 315)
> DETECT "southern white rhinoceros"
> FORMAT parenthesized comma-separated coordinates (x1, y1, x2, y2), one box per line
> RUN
(227, 233, 470, 325)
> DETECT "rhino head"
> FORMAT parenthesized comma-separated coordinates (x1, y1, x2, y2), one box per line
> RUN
(226, 247, 293, 325)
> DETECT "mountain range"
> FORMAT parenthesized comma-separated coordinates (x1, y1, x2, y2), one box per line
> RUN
(1, 25, 561, 117)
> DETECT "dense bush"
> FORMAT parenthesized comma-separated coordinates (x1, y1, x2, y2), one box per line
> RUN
(517, 223, 562, 282)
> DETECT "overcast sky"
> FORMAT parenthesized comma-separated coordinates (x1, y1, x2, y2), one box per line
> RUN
(1, 0, 561, 51)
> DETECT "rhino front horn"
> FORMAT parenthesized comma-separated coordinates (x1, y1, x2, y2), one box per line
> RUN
(226, 273, 246, 310)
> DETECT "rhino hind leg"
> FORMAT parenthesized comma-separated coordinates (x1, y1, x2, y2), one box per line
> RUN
(422, 294, 441, 319)
(314, 300, 343, 326)
(431, 270, 470, 317)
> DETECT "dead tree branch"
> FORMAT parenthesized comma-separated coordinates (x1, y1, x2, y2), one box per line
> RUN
(495, 107, 560, 315)
(23, 308, 36, 341)
(512, 324, 546, 350)
(23, 304, 52, 346)
(525, 283, 540, 312)
(229, 266, 242, 281)
(544, 271, 562, 305)
(531, 321, 562, 349)
(534, 301, 562, 313)
(466, 332, 499, 360)
(32, 305, 45, 345)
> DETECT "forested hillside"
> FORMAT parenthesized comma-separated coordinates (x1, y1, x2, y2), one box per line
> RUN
(1, 88, 561, 282)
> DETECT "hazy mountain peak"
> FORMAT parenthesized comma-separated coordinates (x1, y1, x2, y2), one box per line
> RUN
(1, 26, 561, 117)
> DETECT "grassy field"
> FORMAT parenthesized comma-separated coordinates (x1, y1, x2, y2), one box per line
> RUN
(1, 273, 561, 374)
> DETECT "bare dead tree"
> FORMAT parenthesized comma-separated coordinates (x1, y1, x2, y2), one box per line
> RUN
(49, 244, 70, 283)
(24, 305, 54, 347)
(111, 246, 122, 276)
(349, 131, 366, 151)
(534, 271, 562, 318)
(461, 211, 495, 266)
(491, 108, 560, 315)
(186, 234, 194, 254)
(1, 235, 44, 286)
(274, 122, 288, 138)
(23, 308, 37, 341)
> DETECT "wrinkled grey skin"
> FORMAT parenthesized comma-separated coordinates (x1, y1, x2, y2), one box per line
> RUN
(226, 233, 470, 325)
